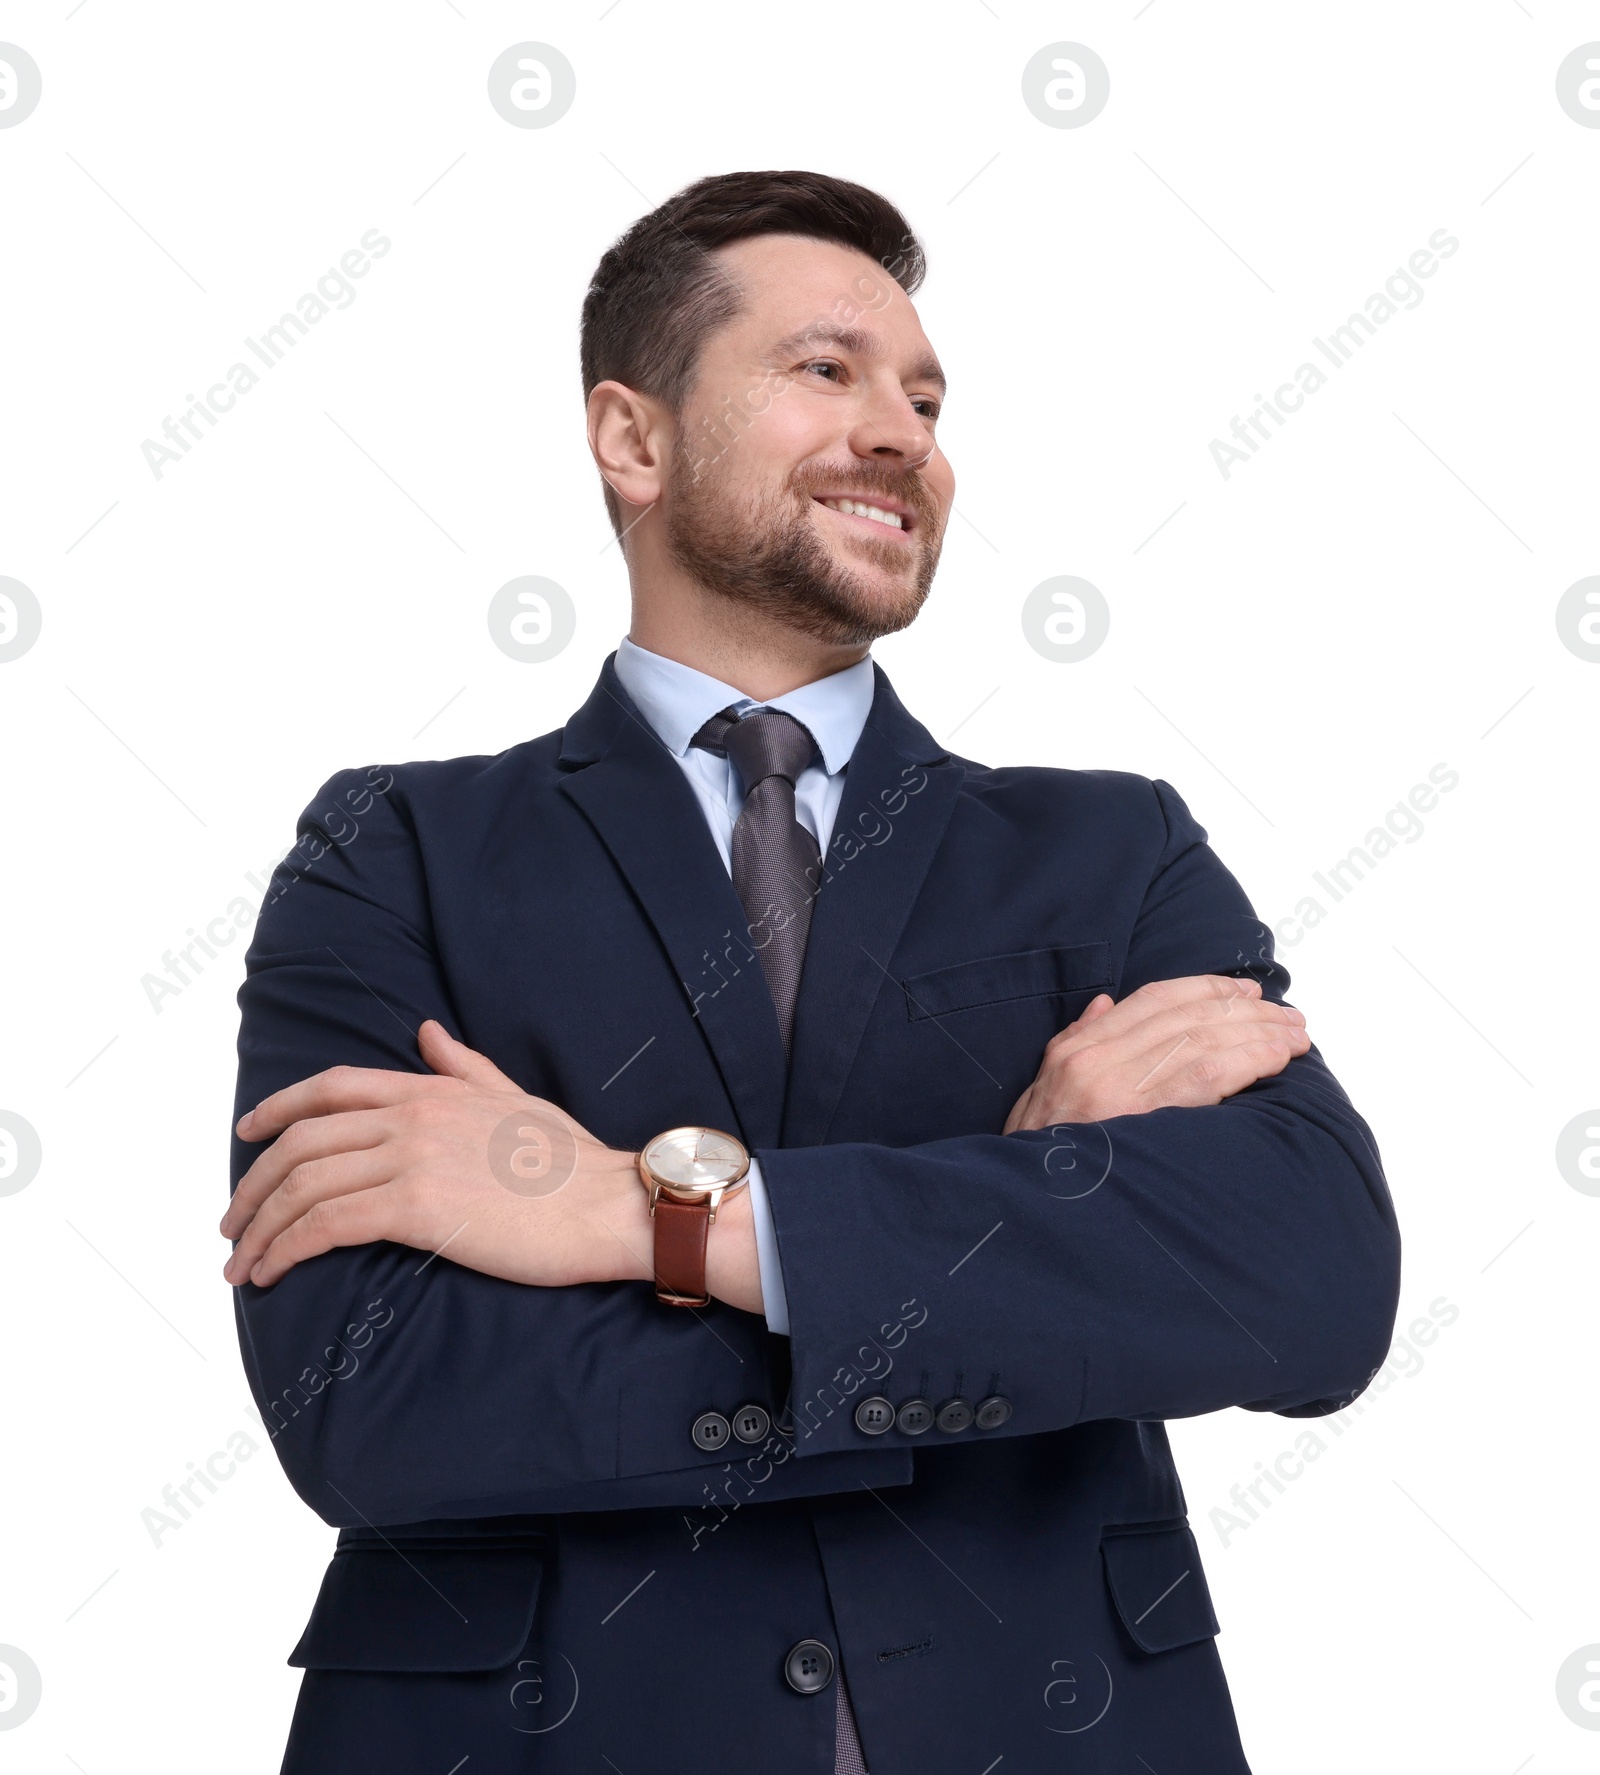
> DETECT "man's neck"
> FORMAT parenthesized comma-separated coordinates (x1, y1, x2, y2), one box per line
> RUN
(627, 592, 867, 702)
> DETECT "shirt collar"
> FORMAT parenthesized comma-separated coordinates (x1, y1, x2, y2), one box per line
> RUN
(613, 637, 875, 776)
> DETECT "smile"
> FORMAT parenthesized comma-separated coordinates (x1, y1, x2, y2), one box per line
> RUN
(814, 495, 911, 534)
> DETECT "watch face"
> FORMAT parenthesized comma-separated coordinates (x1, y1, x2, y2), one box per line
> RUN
(644, 1127, 747, 1193)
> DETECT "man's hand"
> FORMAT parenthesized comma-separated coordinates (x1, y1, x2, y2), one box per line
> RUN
(1004, 975, 1309, 1133)
(220, 1021, 762, 1312)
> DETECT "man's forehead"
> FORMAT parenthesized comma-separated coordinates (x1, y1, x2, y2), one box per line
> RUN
(711, 235, 942, 383)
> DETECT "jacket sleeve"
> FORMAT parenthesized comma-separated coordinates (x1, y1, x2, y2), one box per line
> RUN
(228, 768, 902, 1527)
(760, 778, 1402, 1456)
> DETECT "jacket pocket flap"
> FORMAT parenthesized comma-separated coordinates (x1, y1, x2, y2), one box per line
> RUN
(901, 943, 1112, 1021)
(1101, 1523, 1219, 1654)
(289, 1544, 543, 1672)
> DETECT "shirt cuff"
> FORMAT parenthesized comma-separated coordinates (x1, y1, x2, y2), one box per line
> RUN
(745, 1157, 790, 1336)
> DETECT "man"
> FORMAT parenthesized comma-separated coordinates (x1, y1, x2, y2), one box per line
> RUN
(224, 171, 1400, 1773)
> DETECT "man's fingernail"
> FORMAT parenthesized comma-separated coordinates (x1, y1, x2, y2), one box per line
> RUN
(237, 1111, 254, 1135)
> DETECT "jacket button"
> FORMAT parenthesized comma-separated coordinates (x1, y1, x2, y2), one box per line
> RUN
(783, 1638, 835, 1695)
(935, 1396, 974, 1433)
(691, 1410, 731, 1451)
(895, 1397, 934, 1435)
(975, 1394, 1012, 1429)
(853, 1395, 894, 1435)
(731, 1403, 771, 1444)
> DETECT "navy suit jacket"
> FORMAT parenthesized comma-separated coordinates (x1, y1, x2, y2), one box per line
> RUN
(231, 658, 1400, 1774)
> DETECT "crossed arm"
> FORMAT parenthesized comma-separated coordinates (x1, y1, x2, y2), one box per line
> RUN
(224, 770, 1399, 1523)
(220, 975, 1311, 1308)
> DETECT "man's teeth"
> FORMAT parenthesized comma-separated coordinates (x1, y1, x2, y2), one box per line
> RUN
(820, 497, 904, 530)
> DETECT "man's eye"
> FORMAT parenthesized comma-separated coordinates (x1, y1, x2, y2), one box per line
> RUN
(803, 360, 842, 381)
(912, 399, 940, 419)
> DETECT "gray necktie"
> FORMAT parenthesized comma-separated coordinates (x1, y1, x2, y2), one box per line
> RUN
(692, 707, 823, 1052)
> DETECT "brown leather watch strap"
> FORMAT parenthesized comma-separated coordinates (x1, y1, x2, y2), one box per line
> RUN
(653, 1196, 711, 1307)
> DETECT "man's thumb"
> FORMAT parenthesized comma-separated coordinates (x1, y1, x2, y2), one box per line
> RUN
(418, 1019, 516, 1088)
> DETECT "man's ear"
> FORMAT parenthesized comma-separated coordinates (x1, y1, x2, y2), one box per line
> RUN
(587, 380, 672, 516)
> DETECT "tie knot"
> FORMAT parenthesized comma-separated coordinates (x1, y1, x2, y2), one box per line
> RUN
(693, 707, 818, 792)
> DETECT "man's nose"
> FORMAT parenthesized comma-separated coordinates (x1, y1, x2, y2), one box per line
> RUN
(847, 382, 935, 468)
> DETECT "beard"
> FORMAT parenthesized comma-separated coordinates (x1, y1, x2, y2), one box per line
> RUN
(663, 446, 947, 648)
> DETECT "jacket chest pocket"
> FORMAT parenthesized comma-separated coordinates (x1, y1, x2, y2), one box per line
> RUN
(899, 942, 1112, 1022)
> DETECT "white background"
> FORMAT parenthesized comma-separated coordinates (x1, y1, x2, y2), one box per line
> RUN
(2, 2, 1597, 1769)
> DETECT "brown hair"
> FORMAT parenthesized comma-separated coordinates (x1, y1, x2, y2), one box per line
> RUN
(581, 170, 925, 531)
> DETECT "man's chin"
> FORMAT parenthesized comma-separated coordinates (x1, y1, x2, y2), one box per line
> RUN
(786, 573, 929, 647)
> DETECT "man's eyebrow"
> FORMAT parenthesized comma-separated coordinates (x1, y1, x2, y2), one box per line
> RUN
(766, 322, 947, 394)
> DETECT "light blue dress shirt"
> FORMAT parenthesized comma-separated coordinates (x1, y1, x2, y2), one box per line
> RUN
(612, 636, 876, 1336)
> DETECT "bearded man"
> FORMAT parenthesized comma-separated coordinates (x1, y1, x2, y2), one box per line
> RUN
(223, 170, 1399, 1774)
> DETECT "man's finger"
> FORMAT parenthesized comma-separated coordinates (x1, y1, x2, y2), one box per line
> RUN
(1002, 1080, 1038, 1136)
(225, 1146, 396, 1282)
(238, 1065, 466, 1142)
(1063, 993, 1116, 1034)
(1129, 974, 1263, 1007)
(417, 1019, 523, 1092)
(1130, 996, 1305, 1046)
(1050, 993, 1303, 1070)
(1134, 1027, 1309, 1103)
(245, 1185, 424, 1290)
(1046, 975, 1261, 1052)
(223, 1105, 396, 1237)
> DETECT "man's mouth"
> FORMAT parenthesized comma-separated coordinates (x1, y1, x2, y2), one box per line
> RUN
(812, 494, 914, 536)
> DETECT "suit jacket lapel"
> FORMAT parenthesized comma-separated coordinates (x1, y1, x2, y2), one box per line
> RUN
(558, 660, 788, 1150)
(782, 668, 964, 1148)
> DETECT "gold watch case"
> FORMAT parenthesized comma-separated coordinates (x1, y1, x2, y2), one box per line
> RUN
(637, 1125, 750, 1220)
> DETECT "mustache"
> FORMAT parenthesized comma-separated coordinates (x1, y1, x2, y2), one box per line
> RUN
(789, 462, 943, 530)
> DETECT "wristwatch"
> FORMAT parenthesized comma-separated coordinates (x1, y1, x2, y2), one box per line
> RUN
(637, 1126, 751, 1307)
